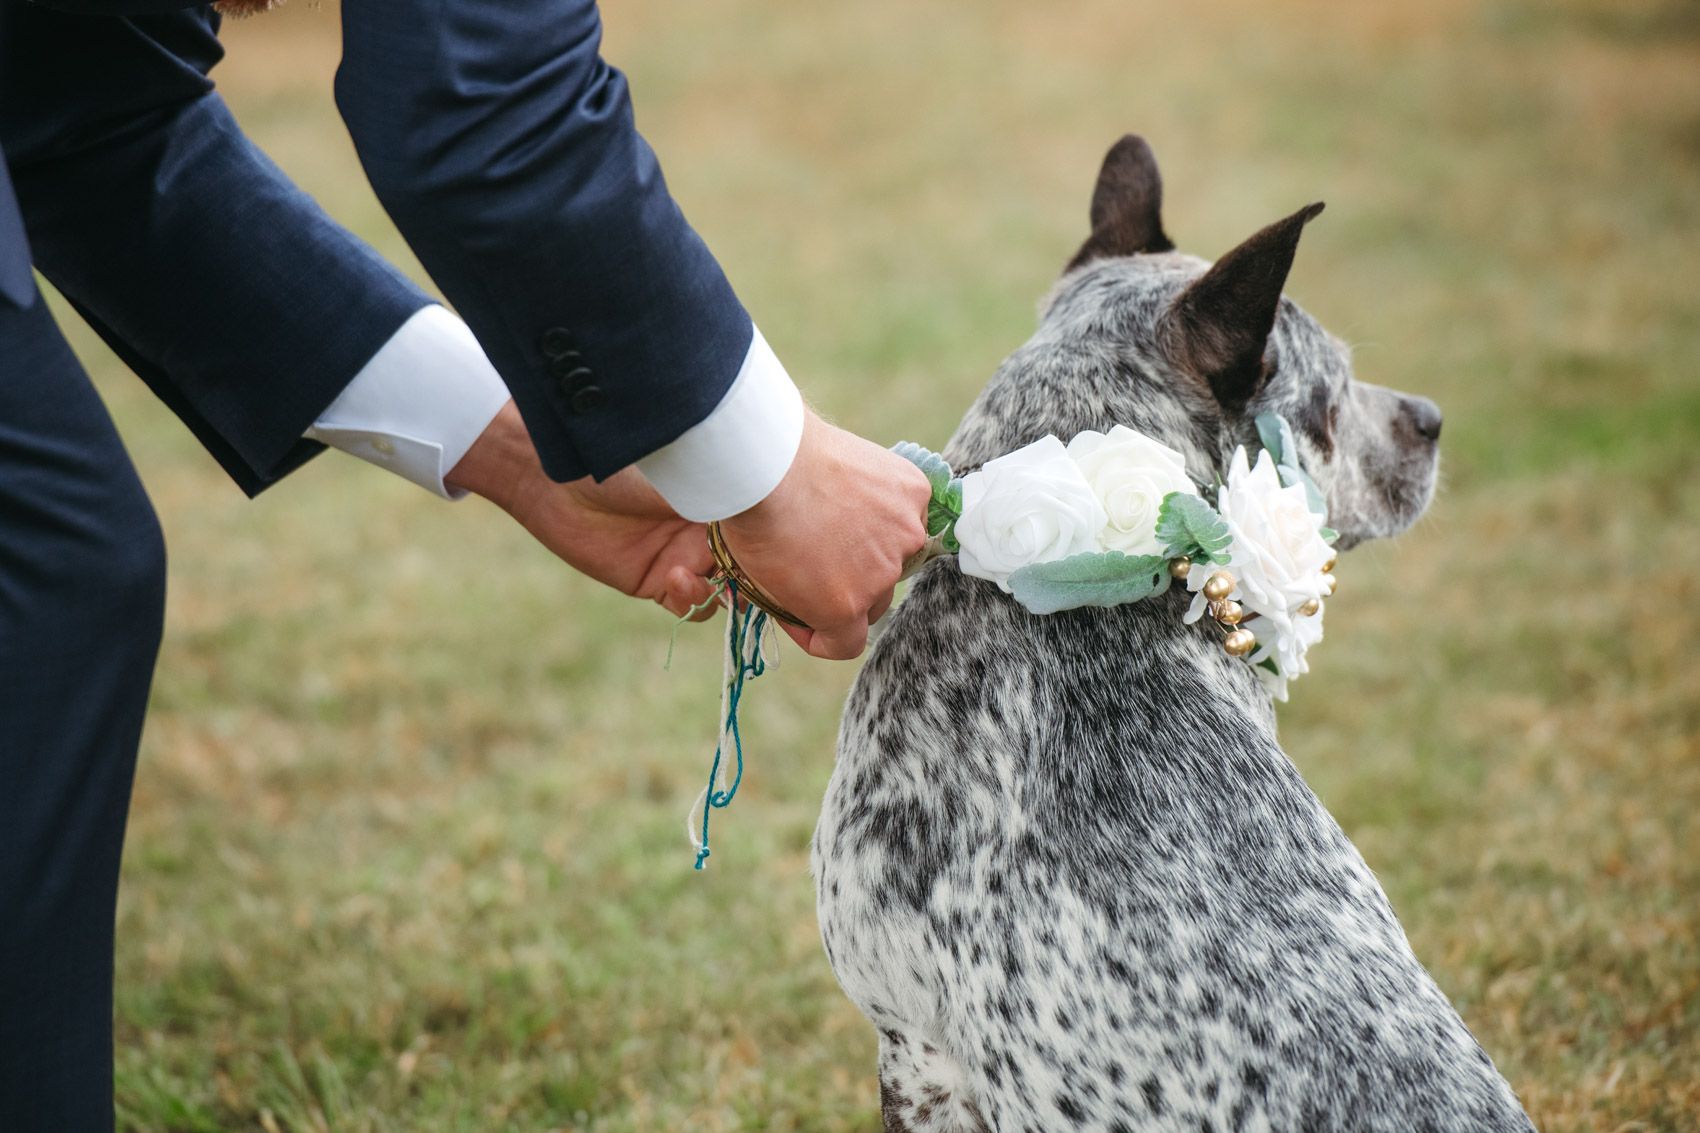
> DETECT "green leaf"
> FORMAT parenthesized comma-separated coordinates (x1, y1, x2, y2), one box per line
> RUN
(927, 478, 964, 541)
(894, 441, 963, 542)
(1254, 413, 1297, 468)
(1318, 526, 1339, 545)
(1154, 491, 1233, 564)
(1255, 412, 1328, 519)
(1006, 551, 1171, 616)
(892, 441, 953, 496)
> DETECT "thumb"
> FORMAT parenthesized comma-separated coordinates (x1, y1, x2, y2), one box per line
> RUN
(660, 566, 718, 620)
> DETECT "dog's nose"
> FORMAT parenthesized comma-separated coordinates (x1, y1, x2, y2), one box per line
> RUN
(1405, 396, 1443, 442)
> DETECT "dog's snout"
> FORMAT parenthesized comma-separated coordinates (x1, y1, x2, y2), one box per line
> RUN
(1405, 396, 1443, 443)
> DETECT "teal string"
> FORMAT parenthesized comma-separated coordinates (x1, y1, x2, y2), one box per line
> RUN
(694, 578, 769, 870)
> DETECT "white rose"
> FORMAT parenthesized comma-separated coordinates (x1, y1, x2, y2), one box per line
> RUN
(1065, 425, 1199, 557)
(955, 436, 1108, 592)
(1183, 446, 1333, 700)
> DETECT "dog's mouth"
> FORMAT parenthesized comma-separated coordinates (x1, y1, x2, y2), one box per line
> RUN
(1327, 436, 1439, 551)
(1377, 443, 1441, 543)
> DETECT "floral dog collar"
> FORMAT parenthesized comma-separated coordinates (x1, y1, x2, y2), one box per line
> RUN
(895, 414, 1338, 701)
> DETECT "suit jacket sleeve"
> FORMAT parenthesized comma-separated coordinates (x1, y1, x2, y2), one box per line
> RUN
(1, 6, 432, 496)
(335, 0, 756, 484)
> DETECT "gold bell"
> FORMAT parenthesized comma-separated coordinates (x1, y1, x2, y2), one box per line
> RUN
(1223, 629, 1257, 657)
(1202, 571, 1236, 602)
(1322, 572, 1338, 596)
(1168, 556, 1192, 580)
(1297, 597, 1321, 618)
(1322, 553, 1338, 574)
(1214, 600, 1244, 626)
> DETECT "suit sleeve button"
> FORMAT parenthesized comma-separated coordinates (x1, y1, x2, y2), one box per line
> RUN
(539, 327, 576, 357)
(548, 353, 585, 377)
(568, 385, 606, 414)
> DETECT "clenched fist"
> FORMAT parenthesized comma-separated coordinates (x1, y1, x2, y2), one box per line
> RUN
(715, 410, 932, 659)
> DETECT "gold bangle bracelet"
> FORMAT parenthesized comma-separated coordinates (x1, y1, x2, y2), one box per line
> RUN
(705, 524, 952, 633)
(706, 521, 813, 629)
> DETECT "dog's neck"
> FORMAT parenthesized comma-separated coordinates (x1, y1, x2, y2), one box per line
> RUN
(1106, 585, 1282, 740)
(898, 563, 1281, 762)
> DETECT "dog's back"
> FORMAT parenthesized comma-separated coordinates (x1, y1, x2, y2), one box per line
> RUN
(811, 137, 1535, 1132)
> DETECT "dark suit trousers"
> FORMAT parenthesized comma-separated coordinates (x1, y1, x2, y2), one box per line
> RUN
(0, 287, 167, 1131)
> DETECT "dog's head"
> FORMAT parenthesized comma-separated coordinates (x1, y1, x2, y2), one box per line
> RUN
(946, 135, 1439, 549)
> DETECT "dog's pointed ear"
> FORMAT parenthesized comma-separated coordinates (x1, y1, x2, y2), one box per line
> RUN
(1065, 135, 1175, 272)
(1161, 201, 1324, 410)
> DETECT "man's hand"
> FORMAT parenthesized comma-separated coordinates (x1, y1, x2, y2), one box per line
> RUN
(447, 401, 931, 658)
(446, 402, 718, 619)
(716, 410, 933, 659)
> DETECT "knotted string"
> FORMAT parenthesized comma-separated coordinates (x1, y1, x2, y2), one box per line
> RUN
(686, 577, 775, 870)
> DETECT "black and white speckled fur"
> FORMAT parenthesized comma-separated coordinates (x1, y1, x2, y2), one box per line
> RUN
(812, 137, 1535, 1132)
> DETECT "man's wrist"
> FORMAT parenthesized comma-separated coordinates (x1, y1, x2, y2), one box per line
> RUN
(306, 304, 512, 498)
(634, 326, 805, 522)
(444, 400, 538, 511)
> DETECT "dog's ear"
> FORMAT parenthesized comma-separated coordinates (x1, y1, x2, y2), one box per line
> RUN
(1161, 201, 1324, 410)
(1064, 135, 1174, 272)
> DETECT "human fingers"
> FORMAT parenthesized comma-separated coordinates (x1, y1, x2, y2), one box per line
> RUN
(658, 564, 719, 620)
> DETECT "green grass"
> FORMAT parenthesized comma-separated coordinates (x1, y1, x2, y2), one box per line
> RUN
(47, 0, 1698, 1128)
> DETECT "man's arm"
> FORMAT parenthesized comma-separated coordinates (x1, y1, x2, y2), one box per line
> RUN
(305, 303, 803, 518)
(338, 0, 932, 656)
(1, 6, 442, 495)
(1, 4, 729, 622)
(304, 305, 512, 500)
(336, 0, 756, 488)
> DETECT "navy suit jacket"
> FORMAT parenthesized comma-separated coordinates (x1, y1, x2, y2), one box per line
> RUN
(1, 0, 753, 490)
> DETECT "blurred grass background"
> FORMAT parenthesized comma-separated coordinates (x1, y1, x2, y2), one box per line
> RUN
(41, 0, 1697, 1128)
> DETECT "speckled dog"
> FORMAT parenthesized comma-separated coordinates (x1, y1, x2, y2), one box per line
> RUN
(812, 137, 1536, 1133)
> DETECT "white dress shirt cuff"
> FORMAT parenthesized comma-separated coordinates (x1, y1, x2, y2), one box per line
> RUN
(305, 305, 511, 500)
(636, 327, 805, 522)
